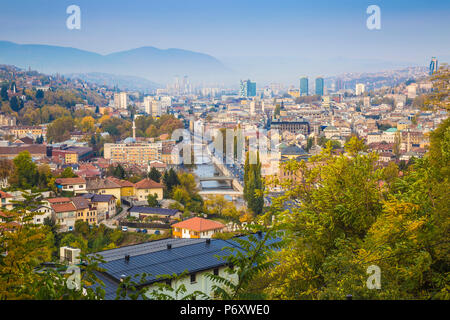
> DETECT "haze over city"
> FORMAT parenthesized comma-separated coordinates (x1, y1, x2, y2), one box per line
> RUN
(0, 0, 449, 84)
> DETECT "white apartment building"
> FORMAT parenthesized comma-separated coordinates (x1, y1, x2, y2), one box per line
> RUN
(356, 83, 365, 95)
(114, 92, 128, 109)
(144, 96, 162, 117)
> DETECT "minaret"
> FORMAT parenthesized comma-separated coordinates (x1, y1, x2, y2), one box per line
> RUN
(314, 124, 319, 146)
(132, 117, 136, 140)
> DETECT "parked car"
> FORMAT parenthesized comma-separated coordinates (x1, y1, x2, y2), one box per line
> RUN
(68, 226, 73, 232)
(121, 226, 128, 232)
(142, 229, 147, 234)
(136, 228, 141, 233)
(154, 230, 160, 235)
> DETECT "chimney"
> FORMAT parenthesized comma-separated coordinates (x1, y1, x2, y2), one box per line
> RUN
(256, 230, 263, 238)
(124, 255, 130, 262)
(206, 238, 211, 245)
(167, 243, 172, 250)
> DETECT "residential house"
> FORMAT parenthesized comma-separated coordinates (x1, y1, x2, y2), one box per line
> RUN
(82, 193, 116, 220)
(90, 234, 280, 300)
(51, 202, 77, 232)
(0, 191, 14, 210)
(55, 177, 87, 195)
(172, 217, 225, 239)
(71, 196, 98, 225)
(106, 177, 135, 197)
(134, 178, 164, 201)
(30, 205, 54, 225)
(86, 178, 122, 202)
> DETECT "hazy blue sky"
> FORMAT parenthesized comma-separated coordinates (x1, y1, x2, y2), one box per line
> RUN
(1, 0, 449, 82)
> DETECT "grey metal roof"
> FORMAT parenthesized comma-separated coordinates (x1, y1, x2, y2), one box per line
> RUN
(88, 234, 281, 299)
(96, 239, 236, 284)
(82, 193, 115, 202)
(129, 206, 179, 216)
(92, 238, 205, 262)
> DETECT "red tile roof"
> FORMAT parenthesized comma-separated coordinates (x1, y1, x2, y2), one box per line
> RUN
(171, 217, 225, 232)
(134, 178, 163, 189)
(47, 197, 71, 204)
(0, 191, 13, 198)
(51, 202, 76, 213)
(0, 211, 15, 218)
(55, 177, 86, 185)
(107, 177, 135, 188)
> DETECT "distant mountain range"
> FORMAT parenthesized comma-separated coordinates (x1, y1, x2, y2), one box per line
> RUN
(0, 41, 234, 85)
(65, 72, 162, 93)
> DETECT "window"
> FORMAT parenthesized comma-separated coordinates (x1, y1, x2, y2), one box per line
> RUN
(213, 268, 219, 276)
(190, 273, 196, 284)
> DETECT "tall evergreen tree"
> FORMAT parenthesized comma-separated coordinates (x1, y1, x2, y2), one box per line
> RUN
(148, 167, 162, 183)
(9, 96, 19, 112)
(0, 84, 8, 101)
(243, 151, 264, 215)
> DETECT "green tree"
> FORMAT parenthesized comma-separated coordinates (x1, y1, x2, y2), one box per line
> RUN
(147, 193, 160, 207)
(35, 89, 44, 100)
(10, 151, 38, 189)
(46, 116, 75, 143)
(148, 167, 161, 183)
(244, 151, 264, 215)
(9, 96, 19, 112)
(59, 167, 77, 178)
(0, 85, 8, 101)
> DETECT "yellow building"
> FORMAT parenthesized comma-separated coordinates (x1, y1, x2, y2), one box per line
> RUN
(65, 153, 78, 164)
(72, 197, 98, 225)
(397, 120, 412, 131)
(0, 191, 14, 210)
(86, 179, 122, 201)
(103, 142, 162, 166)
(8, 125, 44, 138)
(288, 89, 300, 98)
(134, 178, 164, 201)
(106, 177, 135, 197)
(172, 217, 225, 239)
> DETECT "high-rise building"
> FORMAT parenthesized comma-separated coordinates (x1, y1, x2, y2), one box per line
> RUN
(240, 80, 257, 97)
(315, 77, 324, 96)
(249, 100, 256, 115)
(144, 96, 162, 117)
(114, 92, 128, 109)
(335, 78, 344, 91)
(355, 83, 365, 95)
(429, 57, 438, 75)
(300, 77, 308, 96)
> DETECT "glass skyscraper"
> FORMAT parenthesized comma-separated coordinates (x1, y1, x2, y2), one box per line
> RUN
(315, 77, 324, 96)
(240, 79, 256, 97)
(300, 77, 308, 96)
(429, 57, 438, 75)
